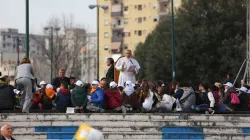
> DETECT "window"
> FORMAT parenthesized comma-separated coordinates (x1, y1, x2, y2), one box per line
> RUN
(3, 36, 5, 41)
(138, 5, 142, 10)
(104, 32, 109, 38)
(143, 17, 147, 21)
(104, 20, 109, 26)
(104, 45, 109, 50)
(7, 35, 11, 38)
(153, 16, 158, 22)
(134, 30, 137, 35)
(153, 4, 158, 9)
(124, 32, 130, 37)
(124, 18, 129, 24)
(104, 9, 108, 13)
(138, 30, 142, 36)
(117, 19, 121, 25)
(124, 44, 128, 49)
(138, 17, 142, 23)
(124, 6, 128, 11)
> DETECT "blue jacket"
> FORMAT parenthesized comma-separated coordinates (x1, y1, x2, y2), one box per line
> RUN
(90, 88, 104, 106)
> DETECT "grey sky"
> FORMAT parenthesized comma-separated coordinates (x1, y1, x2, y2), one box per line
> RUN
(0, 0, 97, 34)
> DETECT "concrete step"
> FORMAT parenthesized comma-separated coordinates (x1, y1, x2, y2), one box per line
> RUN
(12, 126, 246, 134)
(2, 113, 250, 122)
(3, 120, 250, 127)
(12, 132, 250, 140)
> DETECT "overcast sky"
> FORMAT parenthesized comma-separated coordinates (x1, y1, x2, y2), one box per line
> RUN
(0, 0, 97, 34)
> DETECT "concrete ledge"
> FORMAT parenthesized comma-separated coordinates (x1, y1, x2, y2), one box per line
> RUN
(2, 114, 250, 122)
(11, 126, 244, 134)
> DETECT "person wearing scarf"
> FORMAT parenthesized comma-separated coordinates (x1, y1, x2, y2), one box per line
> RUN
(122, 81, 139, 110)
(41, 84, 56, 110)
(55, 82, 71, 112)
(30, 87, 42, 110)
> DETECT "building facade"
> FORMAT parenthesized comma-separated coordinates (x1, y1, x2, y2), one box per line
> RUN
(0, 28, 46, 84)
(98, 0, 181, 78)
(81, 33, 97, 83)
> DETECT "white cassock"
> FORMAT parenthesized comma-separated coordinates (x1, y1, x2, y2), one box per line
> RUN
(115, 57, 140, 87)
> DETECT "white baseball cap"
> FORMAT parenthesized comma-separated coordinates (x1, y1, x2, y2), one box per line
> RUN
(46, 84, 53, 89)
(75, 80, 83, 87)
(39, 81, 46, 86)
(92, 80, 99, 85)
(109, 81, 117, 88)
(223, 82, 233, 88)
(238, 87, 248, 93)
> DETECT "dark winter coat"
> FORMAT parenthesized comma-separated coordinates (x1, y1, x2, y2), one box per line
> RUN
(106, 64, 114, 83)
(55, 89, 71, 111)
(71, 86, 88, 107)
(0, 80, 15, 110)
(236, 92, 249, 111)
(0, 135, 15, 140)
(52, 77, 70, 89)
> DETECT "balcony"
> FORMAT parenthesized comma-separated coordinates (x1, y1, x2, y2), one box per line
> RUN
(112, 24, 123, 31)
(112, 36, 122, 42)
(159, 0, 170, 16)
(158, 0, 170, 2)
(111, 42, 122, 54)
(112, 29, 123, 42)
(111, 3, 123, 17)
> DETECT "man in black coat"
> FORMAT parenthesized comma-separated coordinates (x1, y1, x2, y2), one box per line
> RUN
(52, 68, 70, 89)
(0, 124, 15, 140)
(106, 58, 114, 84)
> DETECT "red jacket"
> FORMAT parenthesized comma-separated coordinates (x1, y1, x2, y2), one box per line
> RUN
(105, 89, 122, 110)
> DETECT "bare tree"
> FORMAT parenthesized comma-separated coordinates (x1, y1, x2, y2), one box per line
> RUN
(31, 15, 87, 82)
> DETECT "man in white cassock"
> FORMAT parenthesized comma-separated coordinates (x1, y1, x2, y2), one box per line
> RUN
(115, 50, 140, 87)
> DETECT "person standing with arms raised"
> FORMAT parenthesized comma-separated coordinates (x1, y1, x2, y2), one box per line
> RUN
(115, 50, 140, 87)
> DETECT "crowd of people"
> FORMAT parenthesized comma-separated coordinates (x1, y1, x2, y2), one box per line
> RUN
(0, 49, 250, 114)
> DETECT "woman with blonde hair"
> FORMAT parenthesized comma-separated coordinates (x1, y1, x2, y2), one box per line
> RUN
(15, 58, 35, 113)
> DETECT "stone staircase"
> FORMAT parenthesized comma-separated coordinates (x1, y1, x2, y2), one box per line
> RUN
(1, 113, 250, 140)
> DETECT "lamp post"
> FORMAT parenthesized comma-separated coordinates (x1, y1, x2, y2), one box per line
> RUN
(44, 27, 60, 83)
(171, 0, 176, 82)
(89, 4, 109, 80)
(26, 0, 29, 58)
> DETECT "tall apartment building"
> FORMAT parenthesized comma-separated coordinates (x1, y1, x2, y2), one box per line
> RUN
(98, 0, 181, 77)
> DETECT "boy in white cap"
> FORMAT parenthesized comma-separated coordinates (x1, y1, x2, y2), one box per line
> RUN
(86, 80, 105, 112)
(104, 81, 126, 113)
(71, 80, 88, 113)
(223, 82, 237, 111)
(39, 81, 47, 95)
